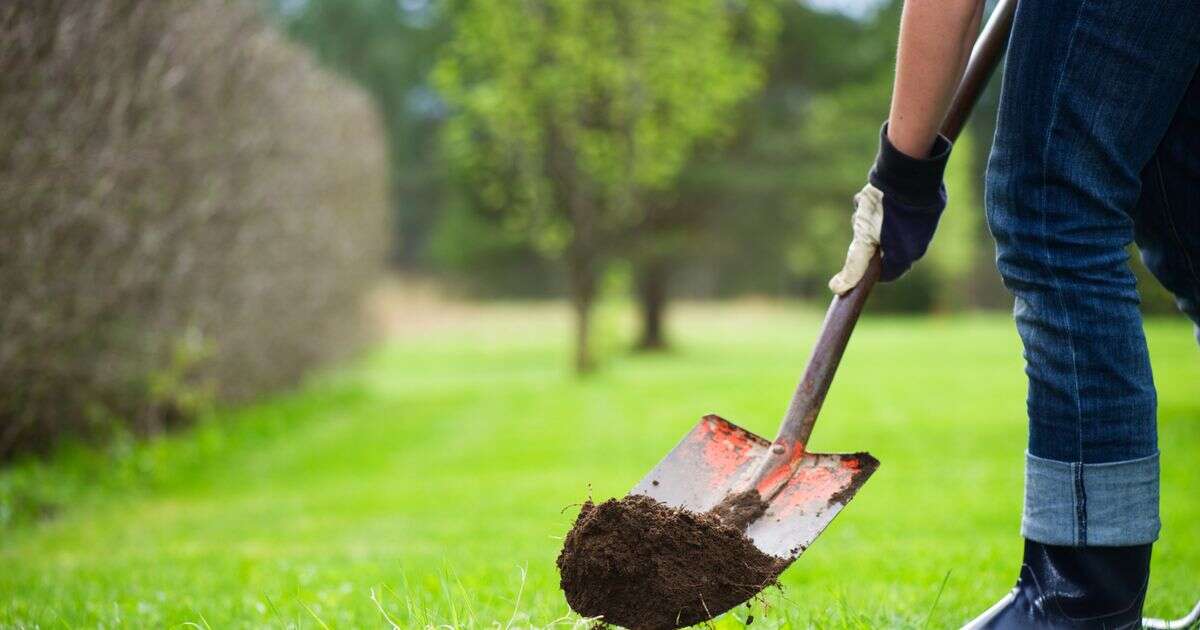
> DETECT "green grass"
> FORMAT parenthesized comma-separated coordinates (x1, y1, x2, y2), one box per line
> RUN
(2, 303, 1198, 628)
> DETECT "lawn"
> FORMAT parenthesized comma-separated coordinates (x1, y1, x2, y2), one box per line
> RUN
(2, 302, 1197, 628)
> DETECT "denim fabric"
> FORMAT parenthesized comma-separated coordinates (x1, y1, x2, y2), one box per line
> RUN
(1135, 74, 1200, 346)
(986, 0, 1200, 545)
(1023, 451, 1160, 546)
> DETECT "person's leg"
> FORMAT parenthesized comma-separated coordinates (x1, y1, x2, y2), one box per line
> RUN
(988, 0, 1200, 548)
(968, 0, 1200, 627)
(1133, 68, 1200, 344)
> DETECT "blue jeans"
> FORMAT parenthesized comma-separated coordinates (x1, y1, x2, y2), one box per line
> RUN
(986, 0, 1200, 546)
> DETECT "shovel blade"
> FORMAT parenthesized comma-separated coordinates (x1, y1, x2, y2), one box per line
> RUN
(630, 414, 878, 560)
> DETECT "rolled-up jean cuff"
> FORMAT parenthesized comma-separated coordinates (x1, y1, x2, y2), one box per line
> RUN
(1021, 451, 1160, 546)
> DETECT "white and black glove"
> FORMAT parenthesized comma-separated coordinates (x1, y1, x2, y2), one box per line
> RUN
(829, 123, 953, 294)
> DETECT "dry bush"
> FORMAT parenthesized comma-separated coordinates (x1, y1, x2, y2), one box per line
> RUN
(0, 0, 389, 458)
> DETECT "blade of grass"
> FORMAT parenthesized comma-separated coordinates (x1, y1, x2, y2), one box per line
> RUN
(922, 570, 953, 630)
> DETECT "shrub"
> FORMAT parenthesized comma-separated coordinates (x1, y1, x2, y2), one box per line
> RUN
(0, 0, 388, 458)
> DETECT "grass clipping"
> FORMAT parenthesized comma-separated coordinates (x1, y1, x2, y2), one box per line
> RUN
(557, 494, 783, 629)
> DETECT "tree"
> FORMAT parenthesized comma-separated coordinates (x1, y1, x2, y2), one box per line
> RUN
(626, 2, 874, 348)
(628, 191, 698, 351)
(624, 2, 888, 309)
(625, 5, 778, 351)
(435, 0, 778, 372)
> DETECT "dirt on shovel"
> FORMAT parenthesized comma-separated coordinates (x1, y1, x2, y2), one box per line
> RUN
(557, 494, 783, 629)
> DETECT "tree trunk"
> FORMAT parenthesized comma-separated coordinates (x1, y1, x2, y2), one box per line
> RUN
(635, 257, 669, 351)
(567, 255, 596, 373)
(544, 119, 599, 373)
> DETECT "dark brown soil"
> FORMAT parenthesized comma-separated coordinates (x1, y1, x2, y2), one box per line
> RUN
(557, 495, 784, 630)
(710, 489, 769, 531)
(826, 452, 881, 506)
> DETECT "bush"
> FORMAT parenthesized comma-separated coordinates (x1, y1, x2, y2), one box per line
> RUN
(0, 0, 389, 458)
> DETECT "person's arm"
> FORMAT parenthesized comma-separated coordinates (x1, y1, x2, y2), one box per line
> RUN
(828, 0, 984, 294)
(888, 0, 985, 158)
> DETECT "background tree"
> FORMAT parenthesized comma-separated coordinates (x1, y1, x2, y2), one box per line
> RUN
(269, 0, 1163, 322)
(650, 3, 890, 305)
(434, 0, 779, 371)
(624, 4, 779, 351)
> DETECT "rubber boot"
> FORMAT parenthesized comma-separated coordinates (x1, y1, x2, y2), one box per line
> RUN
(962, 539, 1151, 629)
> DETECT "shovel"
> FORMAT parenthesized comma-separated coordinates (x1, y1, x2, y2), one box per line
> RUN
(629, 0, 1017, 591)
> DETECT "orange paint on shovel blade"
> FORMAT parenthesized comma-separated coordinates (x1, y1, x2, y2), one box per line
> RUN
(753, 441, 807, 496)
(698, 416, 757, 487)
(772, 465, 843, 511)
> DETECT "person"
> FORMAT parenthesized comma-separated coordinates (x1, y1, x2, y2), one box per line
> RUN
(829, 0, 1200, 627)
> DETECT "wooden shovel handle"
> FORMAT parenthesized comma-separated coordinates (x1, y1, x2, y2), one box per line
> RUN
(775, 0, 1017, 449)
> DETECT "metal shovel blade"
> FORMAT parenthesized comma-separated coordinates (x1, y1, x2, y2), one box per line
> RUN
(630, 414, 878, 560)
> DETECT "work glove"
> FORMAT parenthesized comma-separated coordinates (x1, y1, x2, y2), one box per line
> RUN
(829, 122, 952, 294)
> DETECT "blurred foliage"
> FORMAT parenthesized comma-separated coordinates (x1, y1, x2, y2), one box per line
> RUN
(0, 0, 1183, 459)
(0, 0, 388, 458)
(432, 0, 779, 369)
(269, 0, 448, 267)
(271, 0, 1186, 323)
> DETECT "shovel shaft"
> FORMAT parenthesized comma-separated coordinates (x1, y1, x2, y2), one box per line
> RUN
(775, 253, 881, 451)
(753, 0, 1017, 492)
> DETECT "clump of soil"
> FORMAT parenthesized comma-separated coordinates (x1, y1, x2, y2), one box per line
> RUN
(711, 489, 769, 531)
(557, 494, 784, 629)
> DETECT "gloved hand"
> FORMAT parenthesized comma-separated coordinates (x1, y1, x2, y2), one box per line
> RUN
(829, 123, 952, 294)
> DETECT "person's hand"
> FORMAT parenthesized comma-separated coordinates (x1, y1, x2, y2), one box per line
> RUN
(829, 123, 952, 294)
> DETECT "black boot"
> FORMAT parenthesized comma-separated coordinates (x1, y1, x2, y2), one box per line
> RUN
(963, 539, 1151, 629)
